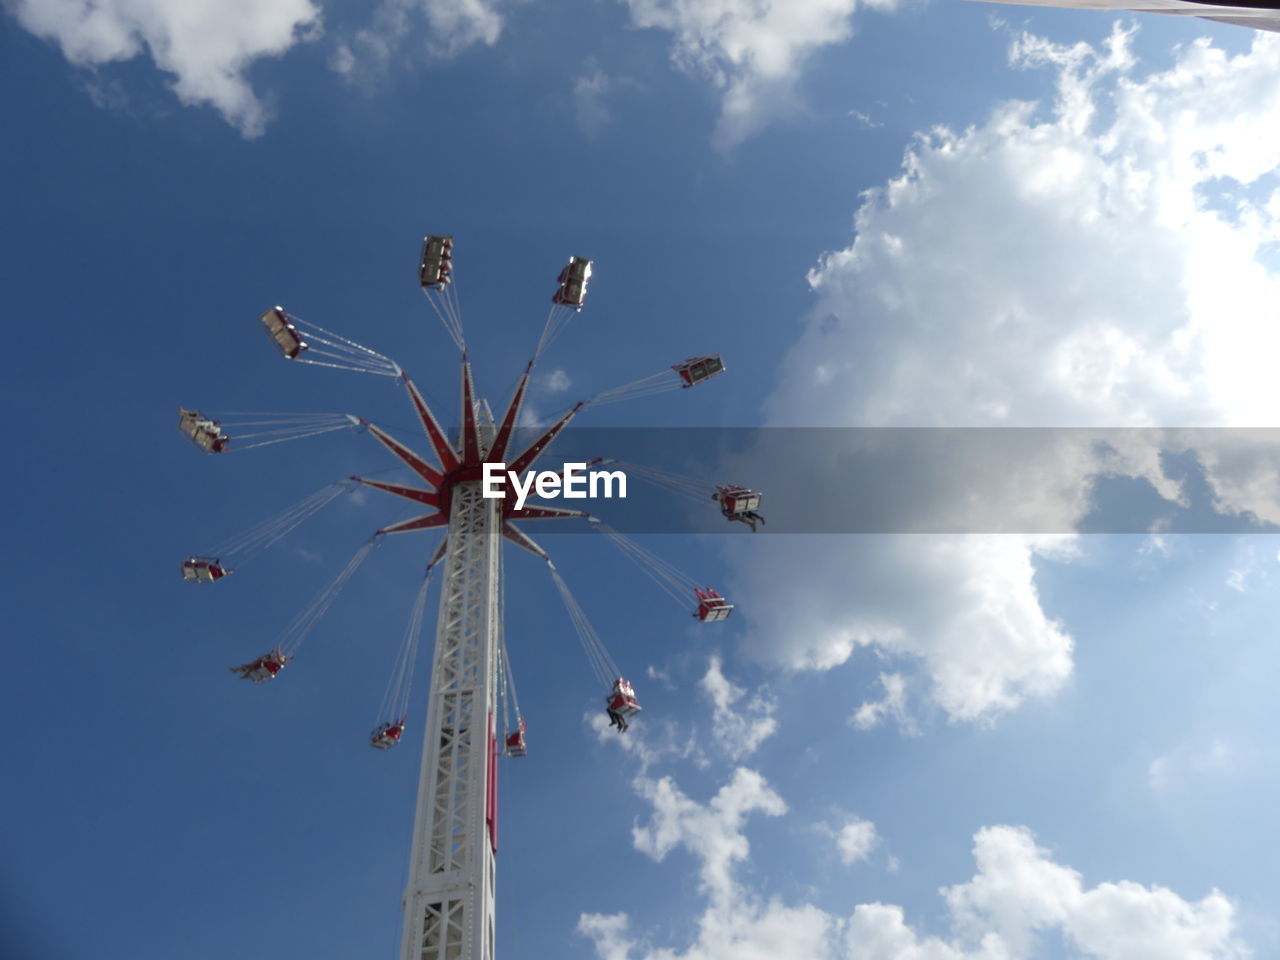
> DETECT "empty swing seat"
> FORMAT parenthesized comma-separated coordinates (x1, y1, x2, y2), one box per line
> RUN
(673, 355, 725, 388)
(419, 235, 454, 289)
(505, 730, 527, 757)
(694, 587, 733, 622)
(259, 306, 307, 359)
(552, 256, 592, 308)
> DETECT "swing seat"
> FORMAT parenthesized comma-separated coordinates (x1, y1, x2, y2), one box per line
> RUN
(552, 256, 592, 308)
(178, 408, 229, 453)
(673, 355, 725, 388)
(182, 556, 230, 582)
(694, 587, 733, 622)
(371, 721, 405, 750)
(715, 486, 761, 515)
(259, 307, 307, 359)
(419, 235, 454, 289)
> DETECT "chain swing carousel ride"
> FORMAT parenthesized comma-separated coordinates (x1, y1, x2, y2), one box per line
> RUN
(176, 235, 766, 960)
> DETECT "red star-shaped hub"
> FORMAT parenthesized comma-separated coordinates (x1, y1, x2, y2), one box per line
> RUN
(352, 355, 587, 560)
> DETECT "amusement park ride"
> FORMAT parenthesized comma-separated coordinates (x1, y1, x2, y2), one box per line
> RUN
(176, 236, 765, 960)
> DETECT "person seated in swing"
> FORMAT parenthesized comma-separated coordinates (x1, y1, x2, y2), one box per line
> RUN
(606, 700, 627, 732)
(370, 719, 405, 750)
(229, 647, 290, 683)
(713, 487, 764, 532)
(606, 677, 640, 732)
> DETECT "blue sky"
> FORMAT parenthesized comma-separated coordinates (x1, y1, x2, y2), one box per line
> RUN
(3, 2, 1280, 958)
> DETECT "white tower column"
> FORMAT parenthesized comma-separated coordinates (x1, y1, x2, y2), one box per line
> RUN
(401, 475, 500, 960)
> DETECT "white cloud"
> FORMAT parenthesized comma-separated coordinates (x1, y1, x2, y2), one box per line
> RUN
(575, 69, 615, 138)
(581, 770, 1248, 960)
(731, 534, 1076, 725)
(699, 654, 778, 759)
(544, 368, 573, 393)
(835, 815, 878, 865)
(331, 0, 504, 81)
(727, 26, 1280, 725)
(1148, 738, 1234, 792)
(846, 830, 1247, 959)
(771, 26, 1280, 431)
(589, 709, 706, 773)
(848, 108, 882, 128)
(7, 0, 321, 135)
(1140, 534, 1172, 558)
(646, 664, 675, 689)
(294, 546, 323, 565)
(620, 0, 892, 149)
(1215, 539, 1276, 594)
(631, 767, 787, 906)
(935, 827, 1246, 960)
(597, 769, 840, 960)
(850, 672, 916, 733)
(1186, 432, 1280, 525)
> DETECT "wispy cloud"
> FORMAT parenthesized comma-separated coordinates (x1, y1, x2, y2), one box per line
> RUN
(850, 672, 917, 735)
(847, 108, 881, 128)
(8, 0, 322, 136)
(543, 368, 572, 393)
(331, 0, 505, 84)
(699, 654, 778, 760)
(620, 0, 894, 149)
(574, 68, 614, 138)
(1148, 738, 1235, 792)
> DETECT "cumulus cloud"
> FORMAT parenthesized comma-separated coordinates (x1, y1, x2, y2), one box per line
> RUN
(630, 768, 787, 906)
(935, 827, 1245, 960)
(331, 0, 504, 82)
(731, 534, 1076, 725)
(585, 768, 843, 960)
(769, 26, 1280, 431)
(6, 0, 321, 135)
(582, 777, 1248, 960)
(1187, 431, 1280, 524)
(620, 0, 894, 149)
(727, 26, 1280, 724)
(699, 655, 778, 759)
(835, 815, 878, 865)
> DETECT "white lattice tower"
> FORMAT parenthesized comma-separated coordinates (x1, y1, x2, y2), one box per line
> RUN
(401, 404, 500, 960)
(351, 354, 587, 960)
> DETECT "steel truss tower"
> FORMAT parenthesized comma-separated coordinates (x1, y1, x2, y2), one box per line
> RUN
(349, 360, 587, 960)
(402, 445, 500, 960)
